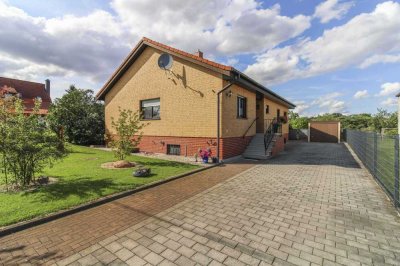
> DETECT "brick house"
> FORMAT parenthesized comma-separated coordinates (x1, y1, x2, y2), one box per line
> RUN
(97, 37, 295, 160)
(0, 77, 51, 115)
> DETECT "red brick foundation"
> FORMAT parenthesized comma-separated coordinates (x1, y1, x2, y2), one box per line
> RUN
(220, 136, 253, 159)
(272, 134, 285, 156)
(283, 133, 289, 144)
(127, 135, 254, 159)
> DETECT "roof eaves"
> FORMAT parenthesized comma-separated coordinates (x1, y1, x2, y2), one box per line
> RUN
(231, 68, 296, 109)
(96, 37, 233, 100)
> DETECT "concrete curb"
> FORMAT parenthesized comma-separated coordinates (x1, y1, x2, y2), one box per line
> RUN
(0, 163, 221, 238)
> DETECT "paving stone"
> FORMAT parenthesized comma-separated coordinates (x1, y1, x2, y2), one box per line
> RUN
(207, 249, 228, 262)
(174, 255, 196, 266)
(160, 248, 180, 262)
(5, 142, 400, 266)
(223, 256, 246, 266)
(300, 251, 323, 264)
(238, 253, 261, 265)
(287, 255, 311, 266)
(191, 252, 212, 265)
(115, 248, 134, 261)
(253, 249, 275, 263)
(143, 252, 164, 265)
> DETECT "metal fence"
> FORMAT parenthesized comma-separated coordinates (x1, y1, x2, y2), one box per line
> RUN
(346, 130, 399, 208)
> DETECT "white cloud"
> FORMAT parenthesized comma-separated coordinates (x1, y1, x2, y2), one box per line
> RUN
(381, 97, 397, 106)
(378, 82, 400, 96)
(245, 1, 400, 85)
(293, 100, 310, 115)
(312, 92, 347, 113)
(353, 90, 368, 99)
(314, 0, 354, 23)
(0, 0, 312, 87)
(359, 54, 400, 68)
(112, 0, 311, 55)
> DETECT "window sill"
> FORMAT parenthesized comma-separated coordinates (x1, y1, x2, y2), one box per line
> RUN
(237, 117, 248, 120)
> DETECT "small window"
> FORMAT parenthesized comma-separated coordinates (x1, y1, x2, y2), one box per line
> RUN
(141, 98, 160, 120)
(284, 111, 287, 118)
(167, 144, 180, 155)
(266, 105, 269, 114)
(237, 96, 247, 118)
(277, 109, 280, 118)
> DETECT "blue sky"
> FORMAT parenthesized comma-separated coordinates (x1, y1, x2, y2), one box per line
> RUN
(1, 0, 400, 116)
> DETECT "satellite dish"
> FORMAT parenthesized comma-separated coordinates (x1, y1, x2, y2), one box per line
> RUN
(158, 53, 173, 70)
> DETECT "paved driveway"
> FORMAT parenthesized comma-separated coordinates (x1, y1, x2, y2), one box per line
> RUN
(56, 141, 400, 266)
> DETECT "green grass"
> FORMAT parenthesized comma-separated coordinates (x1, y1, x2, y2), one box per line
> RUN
(0, 145, 199, 227)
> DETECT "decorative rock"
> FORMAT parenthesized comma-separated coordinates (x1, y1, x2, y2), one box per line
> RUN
(133, 168, 151, 177)
(113, 160, 135, 168)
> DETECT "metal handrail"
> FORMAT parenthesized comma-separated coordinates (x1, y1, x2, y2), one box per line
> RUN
(242, 117, 258, 138)
(264, 118, 282, 154)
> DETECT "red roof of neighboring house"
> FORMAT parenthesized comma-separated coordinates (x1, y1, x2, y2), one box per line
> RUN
(0, 77, 51, 114)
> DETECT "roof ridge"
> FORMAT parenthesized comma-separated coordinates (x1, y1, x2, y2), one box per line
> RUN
(0, 76, 44, 86)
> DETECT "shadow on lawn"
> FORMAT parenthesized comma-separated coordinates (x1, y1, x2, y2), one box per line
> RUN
(22, 177, 123, 202)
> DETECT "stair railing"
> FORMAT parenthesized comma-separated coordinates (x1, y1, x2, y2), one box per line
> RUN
(242, 117, 258, 138)
(264, 118, 282, 154)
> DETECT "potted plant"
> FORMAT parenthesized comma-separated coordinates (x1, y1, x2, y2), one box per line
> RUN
(279, 116, 288, 124)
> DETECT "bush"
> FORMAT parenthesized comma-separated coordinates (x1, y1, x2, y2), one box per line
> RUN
(0, 98, 66, 188)
(48, 85, 104, 145)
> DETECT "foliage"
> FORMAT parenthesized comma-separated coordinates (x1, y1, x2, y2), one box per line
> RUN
(289, 111, 309, 129)
(107, 107, 146, 160)
(48, 85, 104, 145)
(371, 109, 397, 133)
(289, 109, 397, 133)
(0, 98, 66, 188)
(0, 144, 199, 226)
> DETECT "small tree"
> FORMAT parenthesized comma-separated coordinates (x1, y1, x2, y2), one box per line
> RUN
(0, 96, 14, 189)
(0, 98, 66, 188)
(107, 108, 146, 161)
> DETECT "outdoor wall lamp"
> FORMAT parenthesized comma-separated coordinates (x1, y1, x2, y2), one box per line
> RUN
(226, 90, 232, 97)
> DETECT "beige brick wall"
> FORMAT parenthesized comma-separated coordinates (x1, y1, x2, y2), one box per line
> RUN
(104, 47, 223, 138)
(264, 98, 289, 135)
(104, 46, 289, 139)
(220, 83, 257, 138)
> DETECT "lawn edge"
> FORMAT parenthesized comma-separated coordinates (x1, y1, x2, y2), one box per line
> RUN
(0, 163, 220, 237)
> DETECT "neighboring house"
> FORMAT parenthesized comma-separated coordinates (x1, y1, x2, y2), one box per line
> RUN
(97, 37, 295, 160)
(0, 77, 51, 115)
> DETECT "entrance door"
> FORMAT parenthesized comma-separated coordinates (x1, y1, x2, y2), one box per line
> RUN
(256, 100, 264, 133)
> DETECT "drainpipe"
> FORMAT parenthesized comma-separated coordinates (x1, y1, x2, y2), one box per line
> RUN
(216, 82, 234, 162)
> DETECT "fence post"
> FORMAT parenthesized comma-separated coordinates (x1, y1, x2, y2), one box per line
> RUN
(373, 133, 377, 178)
(395, 136, 399, 207)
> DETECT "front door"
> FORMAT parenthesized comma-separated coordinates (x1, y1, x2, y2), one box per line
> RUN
(256, 99, 264, 133)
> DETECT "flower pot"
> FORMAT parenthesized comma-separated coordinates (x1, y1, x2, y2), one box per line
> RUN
(202, 157, 208, 163)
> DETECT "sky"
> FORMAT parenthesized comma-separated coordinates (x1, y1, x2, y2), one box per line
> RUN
(0, 0, 400, 116)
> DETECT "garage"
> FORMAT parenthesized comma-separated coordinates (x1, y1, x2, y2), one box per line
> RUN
(308, 121, 340, 143)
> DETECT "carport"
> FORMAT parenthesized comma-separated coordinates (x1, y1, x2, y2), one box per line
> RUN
(308, 121, 341, 143)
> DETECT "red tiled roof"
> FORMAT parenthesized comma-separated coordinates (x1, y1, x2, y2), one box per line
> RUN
(142, 37, 232, 71)
(0, 77, 51, 114)
(96, 37, 295, 108)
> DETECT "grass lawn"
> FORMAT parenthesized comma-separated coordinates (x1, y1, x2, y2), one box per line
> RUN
(0, 145, 199, 227)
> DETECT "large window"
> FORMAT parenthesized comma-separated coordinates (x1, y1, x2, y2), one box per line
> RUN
(141, 98, 160, 120)
(237, 96, 247, 119)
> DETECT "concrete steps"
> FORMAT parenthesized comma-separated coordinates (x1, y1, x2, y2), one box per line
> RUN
(243, 133, 277, 160)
